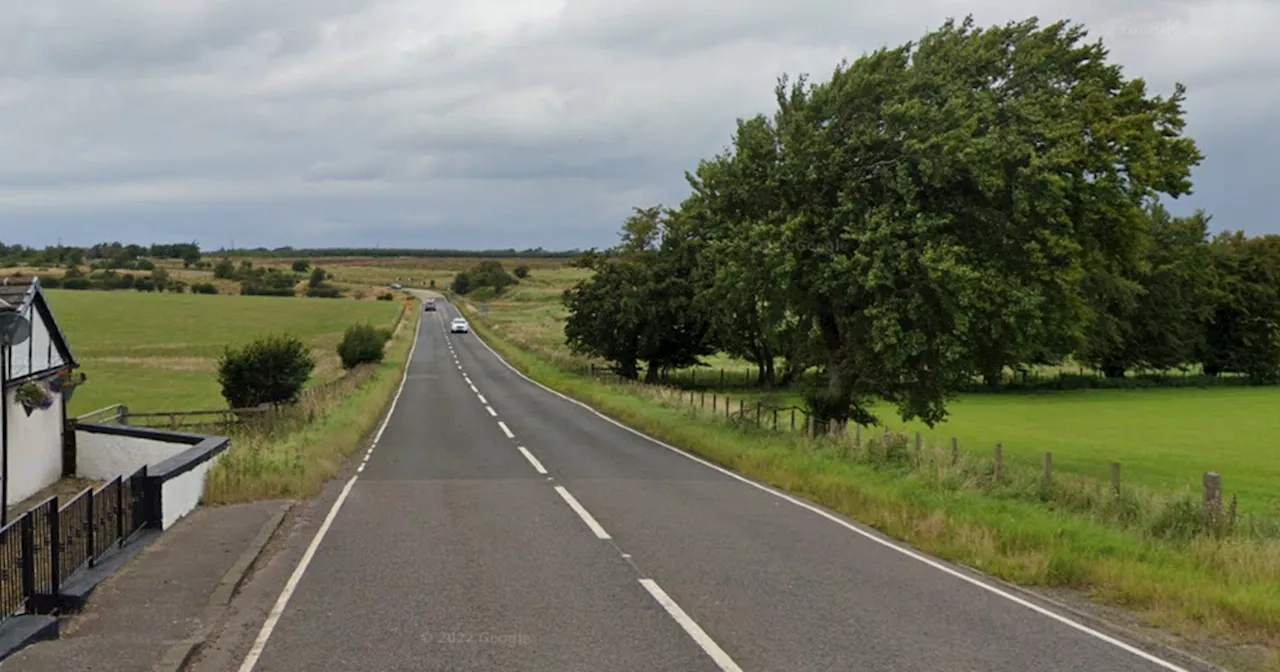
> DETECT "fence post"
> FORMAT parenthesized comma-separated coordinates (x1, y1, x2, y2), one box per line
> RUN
(720, 369, 725, 385)
(950, 437, 958, 465)
(994, 443, 1003, 483)
(914, 432, 922, 463)
(755, 402, 761, 425)
(1109, 462, 1121, 494)
(1203, 471, 1222, 528)
(712, 394, 717, 411)
(772, 408, 778, 430)
(119, 405, 130, 425)
(21, 514, 35, 602)
(86, 490, 96, 565)
(117, 478, 125, 547)
(48, 499, 61, 593)
(790, 409, 795, 431)
(738, 399, 744, 418)
(700, 390, 705, 408)
(1042, 452, 1053, 488)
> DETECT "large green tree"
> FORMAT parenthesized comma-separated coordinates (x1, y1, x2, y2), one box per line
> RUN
(741, 16, 1202, 428)
(563, 206, 716, 382)
(1198, 232, 1280, 381)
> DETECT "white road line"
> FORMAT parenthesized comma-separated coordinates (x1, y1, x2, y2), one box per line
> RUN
(469, 384, 478, 393)
(461, 306, 1193, 672)
(237, 311, 421, 672)
(497, 421, 514, 438)
(554, 486, 610, 539)
(516, 446, 547, 474)
(640, 579, 743, 672)
(477, 394, 488, 404)
(485, 405, 497, 417)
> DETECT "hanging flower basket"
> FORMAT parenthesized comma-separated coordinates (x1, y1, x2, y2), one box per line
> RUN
(47, 369, 87, 402)
(15, 381, 49, 416)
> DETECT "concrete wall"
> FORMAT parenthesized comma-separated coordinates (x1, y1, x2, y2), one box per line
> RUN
(158, 452, 221, 529)
(74, 428, 188, 481)
(74, 424, 229, 530)
(3, 385, 64, 505)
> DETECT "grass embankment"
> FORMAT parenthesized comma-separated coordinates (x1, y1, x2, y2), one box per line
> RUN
(203, 300, 421, 504)
(454, 298, 1280, 670)
(45, 289, 404, 413)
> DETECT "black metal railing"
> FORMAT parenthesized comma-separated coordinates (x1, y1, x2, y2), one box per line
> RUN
(0, 468, 152, 625)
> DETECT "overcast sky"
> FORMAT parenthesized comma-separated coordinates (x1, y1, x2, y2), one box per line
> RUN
(0, 0, 1275, 251)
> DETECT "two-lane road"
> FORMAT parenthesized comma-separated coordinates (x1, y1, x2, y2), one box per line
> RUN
(236, 299, 1198, 671)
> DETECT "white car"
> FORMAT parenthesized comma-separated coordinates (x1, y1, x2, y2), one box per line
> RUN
(450, 317, 469, 333)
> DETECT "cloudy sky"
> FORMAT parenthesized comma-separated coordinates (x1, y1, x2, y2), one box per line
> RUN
(0, 0, 1275, 252)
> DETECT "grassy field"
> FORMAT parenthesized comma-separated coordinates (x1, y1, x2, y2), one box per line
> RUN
(45, 289, 405, 414)
(204, 303, 420, 503)
(712, 386, 1280, 516)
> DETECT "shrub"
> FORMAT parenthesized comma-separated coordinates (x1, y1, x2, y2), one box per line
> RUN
(306, 285, 342, 298)
(216, 334, 315, 408)
(38, 275, 61, 288)
(191, 282, 218, 294)
(62, 277, 91, 290)
(513, 265, 529, 279)
(377, 293, 393, 301)
(337, 322, 389, 369)
(291, 259, 311, 273)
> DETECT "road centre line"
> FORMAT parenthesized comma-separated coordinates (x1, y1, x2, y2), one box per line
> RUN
(485, 405, 497, 417)
(498, 421, 514, 439)
(640, 579, 744, 672)
(553, 486, 610, 539)
(477, 394, 488, 404)
(516, 446, 547, 474)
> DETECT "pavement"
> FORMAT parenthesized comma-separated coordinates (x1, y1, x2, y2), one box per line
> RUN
(0, 500, 285, 672)
(183, 297, 1216, 672)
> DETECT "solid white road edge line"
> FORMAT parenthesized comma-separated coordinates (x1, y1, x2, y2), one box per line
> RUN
(498, 421, 515, 439)
(461, 305, 1192, 672)
(236, 306, 421, 672)
(640, 579, 743, 672)
(554, 486, 610, 539)
(516, 446, 547, 474)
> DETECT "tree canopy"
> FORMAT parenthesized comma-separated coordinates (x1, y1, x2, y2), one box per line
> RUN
(562, 16, 1280, 430)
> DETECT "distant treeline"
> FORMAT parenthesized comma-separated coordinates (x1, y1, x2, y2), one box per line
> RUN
(209, 247, 581, 259)
(0, 241, 581, 267)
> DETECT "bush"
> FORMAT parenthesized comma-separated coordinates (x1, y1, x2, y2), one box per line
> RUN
(62, 277, 91, 290)
(38, 275, 61, 288)
(513, 265, 529, 279)
(306, 285, 342, 298)
(216, 334, 315, 408)
(291, 259, 311, 273)
(191, 282, 218, 294)
(377, 293, 393, 301)
(337, 322, 389, 369)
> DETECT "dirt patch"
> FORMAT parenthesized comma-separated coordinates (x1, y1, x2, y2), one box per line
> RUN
(98, 356, 214, 372)
(6, 476, 104, 518)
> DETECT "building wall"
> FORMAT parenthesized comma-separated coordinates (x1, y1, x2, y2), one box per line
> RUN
(3, 384, 64, 505)
(2, 301, 67, 381)
(74, 429, 191, 481)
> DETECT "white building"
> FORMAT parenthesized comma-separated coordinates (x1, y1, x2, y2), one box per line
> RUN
(1, 276, 79, 509)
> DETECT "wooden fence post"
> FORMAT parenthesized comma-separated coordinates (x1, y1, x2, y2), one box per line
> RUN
(1109, 462, 1121, 494)
(950, 437, 958, 465)
(994, 443, 1003, 482)
(914, 432, 922, 463)
(772, 408, 778, 430)
(1203, 471, 1222, 528)
(712, 394, 717, 411)
(790, 409, 795, 431)
(1042, 452, 1053, 489)
(854, 424, 861, 447)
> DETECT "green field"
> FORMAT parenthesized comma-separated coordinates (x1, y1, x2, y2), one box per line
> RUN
(46, 289, 405, 414)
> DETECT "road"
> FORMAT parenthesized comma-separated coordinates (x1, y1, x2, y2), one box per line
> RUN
(236, 296, 1195, 672)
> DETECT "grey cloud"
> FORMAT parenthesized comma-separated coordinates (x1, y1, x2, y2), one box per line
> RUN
(0, 0, 1276, 250)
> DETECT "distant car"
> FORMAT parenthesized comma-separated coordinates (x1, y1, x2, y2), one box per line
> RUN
(391, 283, 403, 290)
(450, 317, 469, 333)
(423, 299, 436, 312)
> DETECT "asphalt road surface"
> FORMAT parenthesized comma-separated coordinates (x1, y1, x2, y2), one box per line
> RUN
(237, 298, 1197, 672)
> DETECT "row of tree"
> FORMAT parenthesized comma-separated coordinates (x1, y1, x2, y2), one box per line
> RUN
(0, 242, 202, 269)
(562, 16, 1280, 429)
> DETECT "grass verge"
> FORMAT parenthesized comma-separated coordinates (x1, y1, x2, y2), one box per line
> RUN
(202, 300, 420, 504)
(454, 297, 1280, 671)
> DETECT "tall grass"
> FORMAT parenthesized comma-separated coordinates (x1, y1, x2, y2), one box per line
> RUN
(456, 299, 1280, 669)
(202, 302, 419, 504)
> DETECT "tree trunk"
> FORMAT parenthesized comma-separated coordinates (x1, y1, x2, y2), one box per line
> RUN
(1102, 362, 1127, 379)
(617, 358, 639, 380)
(644, 360, 661, 384)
